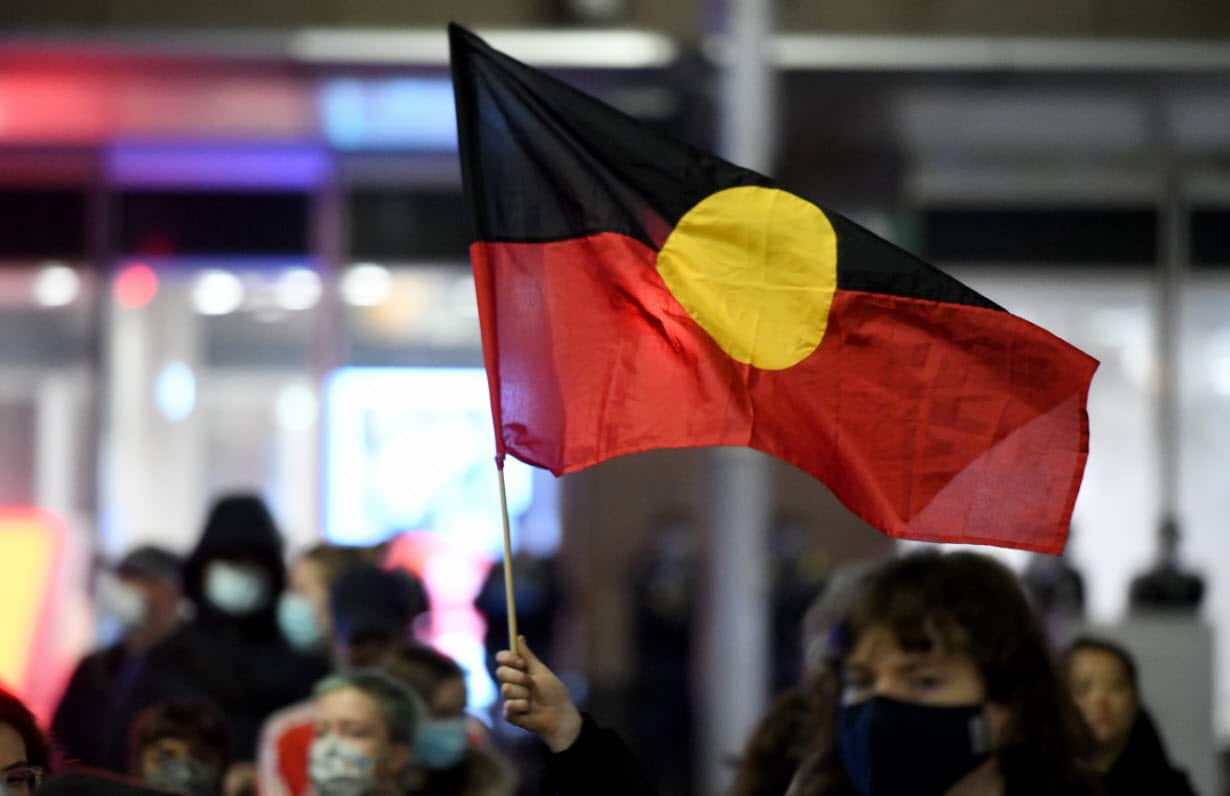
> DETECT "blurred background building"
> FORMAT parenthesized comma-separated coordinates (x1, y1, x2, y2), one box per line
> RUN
(1, 1, 1229, 794)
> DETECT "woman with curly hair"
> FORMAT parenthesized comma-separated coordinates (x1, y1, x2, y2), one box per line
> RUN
(788, 552, 1098, 796)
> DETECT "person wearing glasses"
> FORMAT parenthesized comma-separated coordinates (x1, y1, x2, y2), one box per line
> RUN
(0, 689, 50, 795)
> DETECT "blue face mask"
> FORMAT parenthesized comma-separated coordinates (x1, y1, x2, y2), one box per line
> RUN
(414, 718, 469, 769)
(838, 696, 990, 796)
(278, 592, 324, 650)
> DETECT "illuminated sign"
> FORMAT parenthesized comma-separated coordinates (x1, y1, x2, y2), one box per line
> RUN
(0, 509, 68, 721)
(324, 367, 533, 550)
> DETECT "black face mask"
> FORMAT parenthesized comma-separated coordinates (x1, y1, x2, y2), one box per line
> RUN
(838, 696, 991, 796)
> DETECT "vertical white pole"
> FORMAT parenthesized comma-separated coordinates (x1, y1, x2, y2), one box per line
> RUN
(700, 447, 771, 796)
(1156, 175, 1184, 538)
(1153, 87, 1185, 563)
(102, 279, 205, 556)
(36, 374, 77, 519)
(699, 0, 776, 793)
(310, 171, 343, 543)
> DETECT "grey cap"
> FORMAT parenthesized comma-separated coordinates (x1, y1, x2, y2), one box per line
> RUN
(115, 545, 183, 589)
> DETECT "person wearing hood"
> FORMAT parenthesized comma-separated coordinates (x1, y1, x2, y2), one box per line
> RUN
(1064, 637, 1196, 795)
(52, 545, 188, 771)
(174, 494, 329, 764)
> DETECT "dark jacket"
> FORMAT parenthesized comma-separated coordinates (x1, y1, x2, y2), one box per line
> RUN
(40, 771, 169, 796)
(1103, 710, 1196, 796)
(53, 643, 141, 770)
(543, 714, 655, 796)
(51, 629, 201, 772)
(1001, 751, 1104, 796)
(787, 741, 1103, 796)
(547, 714, 1107, 796)
(160, 496, 328, 761)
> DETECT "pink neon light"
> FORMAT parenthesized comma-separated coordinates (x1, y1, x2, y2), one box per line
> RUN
(0, 66, 315, 144)
(383, 531, 492, 643)
(0, 72, 110, 143)
(114, 263, 158, 309)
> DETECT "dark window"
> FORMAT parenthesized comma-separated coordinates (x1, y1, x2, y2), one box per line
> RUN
(1192, 208, 1230, 268)
(0, 189, 87, 258)
(348, 190, 470, 260)
(921, 207, 1157, 265)
(117, 191, 310, 255)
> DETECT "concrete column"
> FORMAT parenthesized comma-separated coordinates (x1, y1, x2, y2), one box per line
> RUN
(35, 374, 79, 520)
(272, 380, 321, 553)
(1156, 174, 1185, 524)
(1151, 90, 1186, 562)
(699, 448, 772, 795)
(718, 0, 778, 171)
(309, 164, 344, 541)
(101, 276, 206, 556)
(698, 0, 777, 793)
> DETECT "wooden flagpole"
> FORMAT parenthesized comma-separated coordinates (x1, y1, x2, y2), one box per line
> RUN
(496, 462, 519, 648)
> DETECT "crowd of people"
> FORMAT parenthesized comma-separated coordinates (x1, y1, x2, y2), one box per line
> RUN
(0, 493, 1202, 796)
(492, 553, 1198, 796)
(3, 493, 513, 795)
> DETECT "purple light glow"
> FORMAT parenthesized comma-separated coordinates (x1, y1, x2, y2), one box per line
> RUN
(106, 142, 331, 189)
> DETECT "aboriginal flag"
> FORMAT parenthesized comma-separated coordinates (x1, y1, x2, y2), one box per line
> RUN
(449, 24, 1097, 554)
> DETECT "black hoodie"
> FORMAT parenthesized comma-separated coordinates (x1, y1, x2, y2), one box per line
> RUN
(171, 495, 329, 761)
(182, 494, 287, 639)
(1103, 709, 1196, 796)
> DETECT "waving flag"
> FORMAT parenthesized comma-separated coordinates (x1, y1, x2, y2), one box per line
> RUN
(449, 24, 1097, 554)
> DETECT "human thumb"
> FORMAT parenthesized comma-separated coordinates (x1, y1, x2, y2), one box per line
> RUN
(517, 635, 543, 670)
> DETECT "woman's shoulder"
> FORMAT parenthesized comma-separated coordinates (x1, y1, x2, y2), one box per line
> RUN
(1106, 711, 1197, 795)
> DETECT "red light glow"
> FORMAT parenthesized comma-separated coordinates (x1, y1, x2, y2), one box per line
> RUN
(114, 263, 158, 308)
(0, 72, 109, 143)
(383, 531, 492, 641)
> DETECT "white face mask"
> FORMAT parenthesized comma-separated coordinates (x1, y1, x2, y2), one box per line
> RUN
(143, 756, 220, 796)
(309, 734, 376, 796)
(204, 561, 270, 615)
(99, 574, 148, 629)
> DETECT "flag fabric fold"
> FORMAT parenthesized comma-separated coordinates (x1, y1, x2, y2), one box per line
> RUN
(449, 23, 1098, 554)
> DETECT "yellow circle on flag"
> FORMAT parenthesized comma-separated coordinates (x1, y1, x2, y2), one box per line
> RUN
(656, 186, 838, 371)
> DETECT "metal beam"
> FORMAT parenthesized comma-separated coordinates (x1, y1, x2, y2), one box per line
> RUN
(0, 28, 678, 69)
(706, 34, 1230, 72)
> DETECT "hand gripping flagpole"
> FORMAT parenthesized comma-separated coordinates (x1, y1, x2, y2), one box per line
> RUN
(495, 456, 519, 649)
